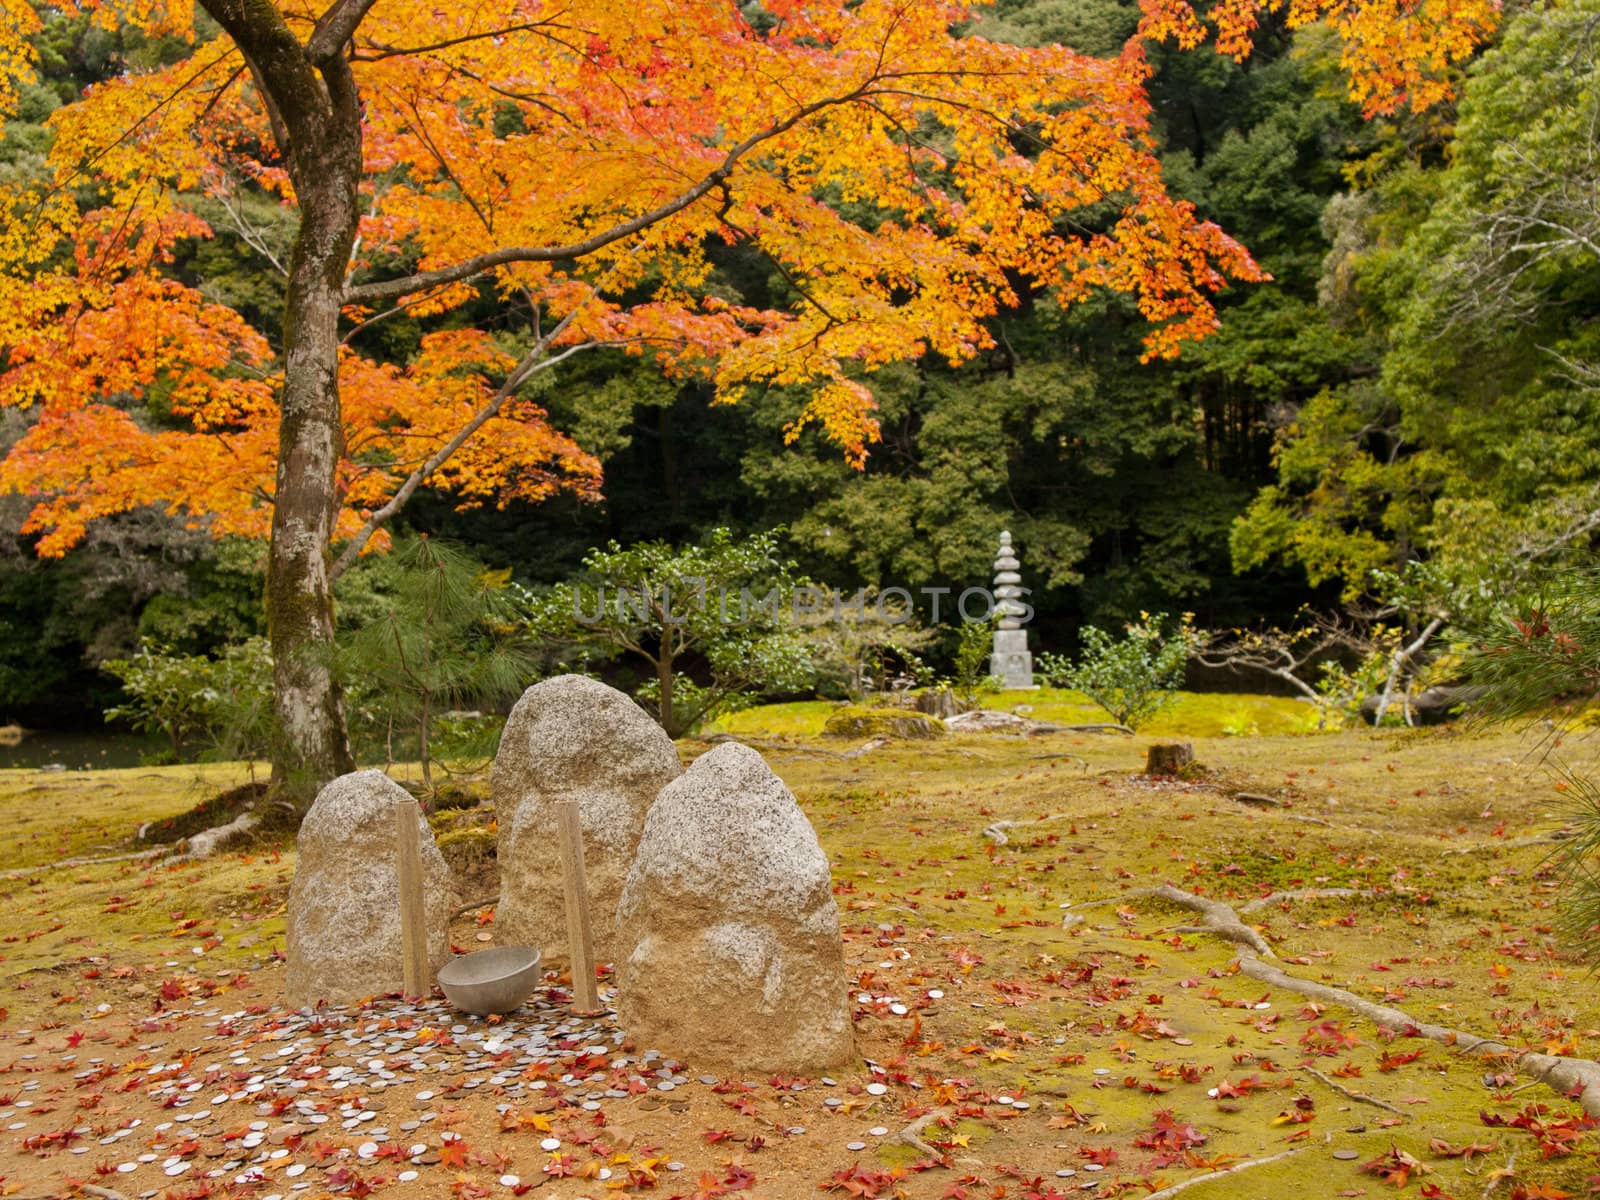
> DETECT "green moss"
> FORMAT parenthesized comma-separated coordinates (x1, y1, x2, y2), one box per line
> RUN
(710, 691, 1323, 741)
(822, 706, 947, 740)
(2, 718, 1598, 1194)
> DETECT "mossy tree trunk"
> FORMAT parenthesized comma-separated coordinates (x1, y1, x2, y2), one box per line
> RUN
(200, 0, 364, 796)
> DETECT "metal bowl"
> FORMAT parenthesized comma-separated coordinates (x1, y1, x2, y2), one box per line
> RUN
(436, 945, 543, 1015)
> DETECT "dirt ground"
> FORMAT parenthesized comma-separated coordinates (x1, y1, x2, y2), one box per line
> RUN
(3, 717, 1600, 1200)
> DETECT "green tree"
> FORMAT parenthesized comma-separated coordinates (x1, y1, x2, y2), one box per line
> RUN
(1040, 612, 1196, 729)
(1235, 0, 1600, 600)
(520, 529, 813, 737)
(789, 587, 936, 701)
(337, 537, 533, 790)
(102, 636, 273, 764)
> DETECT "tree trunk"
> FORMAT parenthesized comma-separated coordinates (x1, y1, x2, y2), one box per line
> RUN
(1373, 616, 1446, 726)
(198, 0, 365, 796)
(656, 650, 678, 738)
(419, 689, 432, 790)
(268, 243, 358, 791)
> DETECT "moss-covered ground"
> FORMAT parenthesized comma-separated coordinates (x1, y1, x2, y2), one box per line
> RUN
(2, 701, 1598, 1199)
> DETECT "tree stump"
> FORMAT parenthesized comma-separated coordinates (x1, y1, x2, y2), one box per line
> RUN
(914, 689, 962, 718)
(1145, 743, 1194, 776)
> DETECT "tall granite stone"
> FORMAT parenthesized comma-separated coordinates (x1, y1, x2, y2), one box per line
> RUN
(286, 770, 454, 1007)
(989, 530, 1034, 688)
(493, 675, 682, 964)
(615, 742, 854, 1072)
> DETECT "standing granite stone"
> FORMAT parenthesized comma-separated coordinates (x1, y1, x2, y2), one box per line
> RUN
(989, 530, 1035, 688)
(286, 770, 454, 1007)
(616, 741, 854, 1072)
(493, 675, 682, 964)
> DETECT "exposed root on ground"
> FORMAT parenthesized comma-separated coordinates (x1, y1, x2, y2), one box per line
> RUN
(1116, 884, 1600, 1118)
(1231, 791, 1282, 807)
(1277, 812, 1403, 839)
(1238, 888, 1378, 914)
(897, 1105, 954, 1158)
(699, 733, 887, 761)
(1142, 1147, 1309, 1199)
(1441, 830, 1573, 856)
(1027, 753, 1091, 767)
(1298, 1065, 1405, 1114)
(0, 847, 165, 880)
(1150, 883, 1276, 957)
(175, 803, 261, 858)
(983, 814, 1082, 845)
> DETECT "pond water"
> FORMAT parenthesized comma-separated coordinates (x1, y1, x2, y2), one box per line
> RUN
(0, 728, 165, 771)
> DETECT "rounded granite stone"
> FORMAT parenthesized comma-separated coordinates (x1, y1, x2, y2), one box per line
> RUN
(616, 741, 855, 1073)
(492, 675, 682, 964)
(286, 770, 455, 1007)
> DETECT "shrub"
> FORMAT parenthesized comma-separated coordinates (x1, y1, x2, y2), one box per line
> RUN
(519, 528, 814, 736)
(949, 617, 999, 706)
(1039, 613, 1195, 730)
(102, 636, 274, 764)
(1463, 572, 1600, 963)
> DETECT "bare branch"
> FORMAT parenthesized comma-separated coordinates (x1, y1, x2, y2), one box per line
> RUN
(212, 176, 289, 277)
(329, 331, 602, 579)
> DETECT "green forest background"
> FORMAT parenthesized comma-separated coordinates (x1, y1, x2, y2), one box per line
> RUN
(3, 0, 1597, 731)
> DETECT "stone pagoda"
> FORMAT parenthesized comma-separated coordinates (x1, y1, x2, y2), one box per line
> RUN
(988, 530, 1034, 688)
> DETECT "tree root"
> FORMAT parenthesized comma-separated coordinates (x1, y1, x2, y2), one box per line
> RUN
(984, 803, 1114, 845)
(983, 814, 1072, 846)
(1232, 792, 1283, 807)
(1142, 1147, 1309, 1199)
(1238, 888, 1377, 914)
(699, 732, 886, 761)
(451, 897, 496, 920)
(1298, 1066, 1405, 1114)
(897, 1105, 954, 1158)
(1441, 831, 1572, 856)
(0, 847, 166, 880)
(176, 805, 261, 858)
(1277, 812, 1404, 839)
(842, 738, 888, 759)
(1151, 883, 1275, 957)
(1126, 884, 1600, 1118)
(0, 802, 275, 881)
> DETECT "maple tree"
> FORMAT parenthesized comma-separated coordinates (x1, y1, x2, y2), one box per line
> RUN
(0, 0, 1497, 787)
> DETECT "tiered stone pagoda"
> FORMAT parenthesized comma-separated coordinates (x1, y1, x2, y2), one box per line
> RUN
(989, 530, 1034, 688)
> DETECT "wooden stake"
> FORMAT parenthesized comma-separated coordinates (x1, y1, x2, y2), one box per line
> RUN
(395, 798, 430, 998)
(555, 799, 603, 1015)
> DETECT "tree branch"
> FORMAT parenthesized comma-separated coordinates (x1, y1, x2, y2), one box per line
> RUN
(329, 321, 600, 579)
(307, 0, 383, 65)
(341, 84, 875, 307)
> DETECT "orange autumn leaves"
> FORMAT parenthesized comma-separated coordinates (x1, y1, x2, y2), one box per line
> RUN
(0, 0, 1498, 556)
(1137, 0, 1500, 118)
(0, 216, 599, 554)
